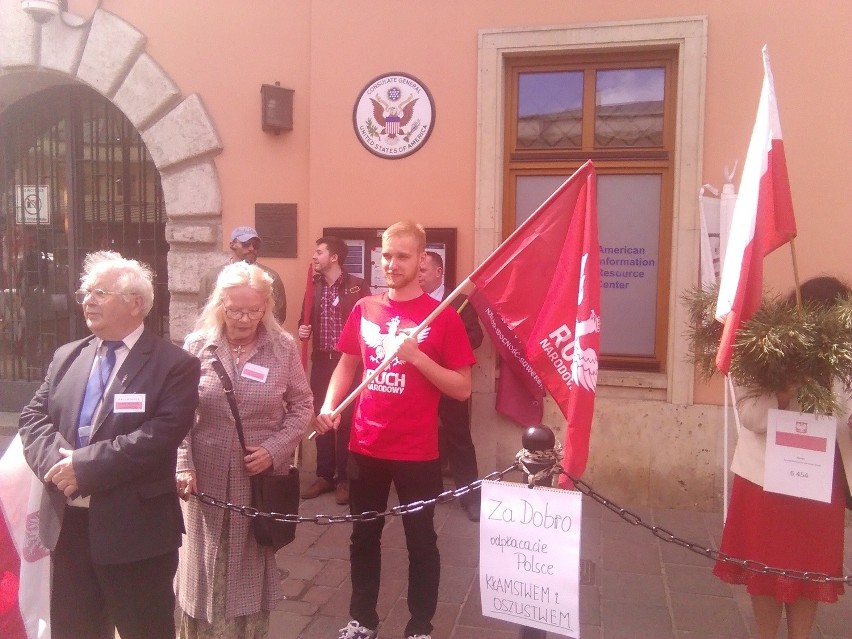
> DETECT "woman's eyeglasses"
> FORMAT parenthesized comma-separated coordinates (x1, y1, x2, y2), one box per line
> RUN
(222, 307, 265, 321)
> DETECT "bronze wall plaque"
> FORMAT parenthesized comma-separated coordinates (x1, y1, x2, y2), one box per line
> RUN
(255, 203, 297, 257)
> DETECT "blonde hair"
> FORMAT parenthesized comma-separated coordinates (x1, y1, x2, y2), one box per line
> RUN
(382, 220, 426, 253)
(193, 262, 283, 338)
(81, 250, 155, 316)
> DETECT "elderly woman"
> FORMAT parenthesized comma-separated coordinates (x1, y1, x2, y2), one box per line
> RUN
(176, 262, 312, 638)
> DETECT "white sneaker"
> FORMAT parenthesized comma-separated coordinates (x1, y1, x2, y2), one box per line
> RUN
(338, 620, 377, 639)
(407, 635, 432, 639)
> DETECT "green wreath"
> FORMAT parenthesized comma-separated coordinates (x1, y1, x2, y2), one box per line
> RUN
(682, 285, 852, 415)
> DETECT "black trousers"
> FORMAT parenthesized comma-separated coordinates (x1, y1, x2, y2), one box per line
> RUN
(438, 395, 480, 506)
(348, 453, 443, 636)
(51, 507, 178, 639)
(311, 356, 355, 483)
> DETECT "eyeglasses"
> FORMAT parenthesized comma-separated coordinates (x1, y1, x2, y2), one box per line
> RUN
(222, 307, 265, 321)
(75, 289, 127, 304)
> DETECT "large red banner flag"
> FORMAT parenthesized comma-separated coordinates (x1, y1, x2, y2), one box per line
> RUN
(715, 46, 797, 374)
(469, 161, 600, 480)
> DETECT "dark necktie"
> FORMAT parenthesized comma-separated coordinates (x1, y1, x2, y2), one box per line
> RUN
(77, 340, 123, 447)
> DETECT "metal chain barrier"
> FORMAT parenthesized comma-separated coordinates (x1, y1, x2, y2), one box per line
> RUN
(193, 442, 852, 586)
(194, 464, 517, 526)
(564, 469, 852, 586)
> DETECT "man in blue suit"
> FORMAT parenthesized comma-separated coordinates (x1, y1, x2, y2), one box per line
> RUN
(18, 251, 200, 639)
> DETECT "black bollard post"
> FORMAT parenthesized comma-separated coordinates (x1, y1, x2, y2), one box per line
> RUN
(518, 424, 556, 639)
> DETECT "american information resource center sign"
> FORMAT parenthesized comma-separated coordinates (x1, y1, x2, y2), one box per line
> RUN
(352, 72, 435, 159)
(479, 480, 582, 638)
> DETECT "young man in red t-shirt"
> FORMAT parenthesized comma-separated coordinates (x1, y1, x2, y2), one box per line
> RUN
(315, 221, 475, 639)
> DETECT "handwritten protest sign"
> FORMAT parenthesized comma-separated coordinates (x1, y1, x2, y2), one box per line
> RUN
(479, 480, 582, 637)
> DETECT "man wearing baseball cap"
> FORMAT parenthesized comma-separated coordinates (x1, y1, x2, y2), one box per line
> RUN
(231, 226, 260, 243)
(198, 226, 287, 322)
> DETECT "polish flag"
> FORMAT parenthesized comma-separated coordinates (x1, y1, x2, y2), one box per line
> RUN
(0, 436, 51, 638)
(715, 46, 797, 374)
(775, 431, 827, 453)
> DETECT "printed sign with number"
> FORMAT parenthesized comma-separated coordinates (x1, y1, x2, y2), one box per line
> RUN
(764, 408, 836, 503)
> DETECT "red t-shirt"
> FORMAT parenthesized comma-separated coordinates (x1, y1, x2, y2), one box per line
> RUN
(338, 293, 476, 461)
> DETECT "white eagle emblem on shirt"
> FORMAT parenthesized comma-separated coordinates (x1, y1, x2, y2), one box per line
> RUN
(361, 316, 430, 365)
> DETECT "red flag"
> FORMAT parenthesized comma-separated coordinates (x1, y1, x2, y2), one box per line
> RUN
(299, 262, 315, 370)
(469, 161, 600, 480)
(715, 46, 797, 374)
(495, 358, 544, 426)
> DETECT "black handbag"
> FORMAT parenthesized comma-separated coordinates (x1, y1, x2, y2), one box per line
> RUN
(209, 351, 299, 550)
(249, 468, 300, 548)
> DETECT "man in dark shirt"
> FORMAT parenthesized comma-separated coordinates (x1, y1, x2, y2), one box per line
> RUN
(198, 226, 286, 322)
(420, 250, 484, 521)
(298, 236, 368, 504)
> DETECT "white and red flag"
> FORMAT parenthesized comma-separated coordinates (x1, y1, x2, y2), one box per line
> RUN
(715, 46, 797, 374)
(469, 161, 600, 481)
(0, 435, 51, 639)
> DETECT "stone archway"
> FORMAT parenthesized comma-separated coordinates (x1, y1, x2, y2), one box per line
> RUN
(0, 0, 224, 341)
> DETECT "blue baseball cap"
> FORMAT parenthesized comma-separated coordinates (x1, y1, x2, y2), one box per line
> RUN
(230, 226, 259, 243)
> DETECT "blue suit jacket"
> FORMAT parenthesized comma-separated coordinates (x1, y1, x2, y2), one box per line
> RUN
(18, 327, 200, 564)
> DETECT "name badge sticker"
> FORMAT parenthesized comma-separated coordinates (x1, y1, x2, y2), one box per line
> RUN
(114, 394, 146, 413)
(242, 363, 269, 383)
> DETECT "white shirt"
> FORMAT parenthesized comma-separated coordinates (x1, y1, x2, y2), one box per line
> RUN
(427, 284, 445, 302)
(86, 322, 145, 421)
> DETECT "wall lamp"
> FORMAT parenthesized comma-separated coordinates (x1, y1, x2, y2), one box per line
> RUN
(261, 82, 294, 134)
(20, 0, 101, 27)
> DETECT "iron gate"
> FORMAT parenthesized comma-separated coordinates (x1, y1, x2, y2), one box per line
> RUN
(0, 85, 168, 383)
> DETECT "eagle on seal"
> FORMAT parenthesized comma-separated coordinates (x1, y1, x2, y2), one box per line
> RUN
(370, 97, 418, 138)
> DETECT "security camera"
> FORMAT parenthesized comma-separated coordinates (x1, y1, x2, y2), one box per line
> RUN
(20, 0, 61, 24)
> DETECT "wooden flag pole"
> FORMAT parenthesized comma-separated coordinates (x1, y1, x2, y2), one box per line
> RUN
(789, 238, 802, 309)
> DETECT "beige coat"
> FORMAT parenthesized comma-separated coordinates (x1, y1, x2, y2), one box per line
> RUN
(731, 383, 852, 490)
(176, 327, 312, 621)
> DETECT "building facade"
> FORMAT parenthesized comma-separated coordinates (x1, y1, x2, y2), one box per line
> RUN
(1, 0, 849, 509)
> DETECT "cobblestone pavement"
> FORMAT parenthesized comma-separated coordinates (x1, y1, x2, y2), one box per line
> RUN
(272, 472, 852, 639)
(2, 415, 851, 638)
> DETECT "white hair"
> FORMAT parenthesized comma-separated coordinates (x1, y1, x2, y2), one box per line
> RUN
(80, 251, 155, 316)
(193, 262, 283, 338)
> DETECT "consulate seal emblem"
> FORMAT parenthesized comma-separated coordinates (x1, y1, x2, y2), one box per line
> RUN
(353, 72, 436, 159)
